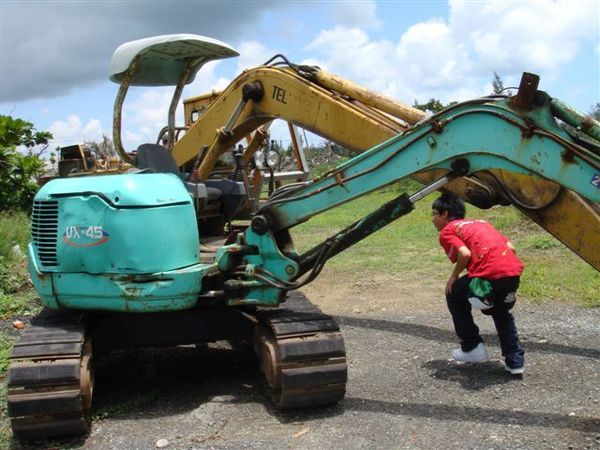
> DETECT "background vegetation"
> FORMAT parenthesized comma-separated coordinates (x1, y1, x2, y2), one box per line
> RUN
(0, 115, 50, 446)
(0, 115, 52, 212)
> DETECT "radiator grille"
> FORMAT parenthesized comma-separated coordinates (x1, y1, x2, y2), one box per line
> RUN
(31, 200, 59, 267)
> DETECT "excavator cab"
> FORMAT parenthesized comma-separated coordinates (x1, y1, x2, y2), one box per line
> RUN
(109, 34, 250, 236)
(108, 34, 314, 240)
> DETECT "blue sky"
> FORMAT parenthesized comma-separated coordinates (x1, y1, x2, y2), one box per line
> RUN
(1, 0, 598, 150)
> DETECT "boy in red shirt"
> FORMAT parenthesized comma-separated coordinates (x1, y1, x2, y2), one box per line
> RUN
(432, 192, 525, 374)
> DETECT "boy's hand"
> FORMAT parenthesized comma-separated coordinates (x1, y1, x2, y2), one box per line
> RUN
(446, 275, 457, 294)
(445, 246, 470, 295)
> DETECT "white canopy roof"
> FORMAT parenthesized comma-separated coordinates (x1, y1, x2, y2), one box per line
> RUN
(109, 34, 239, 86)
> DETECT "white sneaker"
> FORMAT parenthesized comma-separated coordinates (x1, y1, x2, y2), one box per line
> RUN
(451, 343, 489, 363)
(505, 364, 525, 375)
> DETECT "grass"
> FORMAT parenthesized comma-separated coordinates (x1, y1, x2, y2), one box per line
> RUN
(0, 212, 34, 307)
(0, 212, 30, 260)
(0, 331, 17, 448)
(0, 212, 43, 449)
(0, 292, 41, 321)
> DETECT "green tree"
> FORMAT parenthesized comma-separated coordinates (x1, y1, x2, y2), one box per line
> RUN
(413, 98, 458, 114)
(492, 72, 504, 94)
(413, 98, 446, 113)
(590, 103, 600, 121)
(0, 115, 52, 211)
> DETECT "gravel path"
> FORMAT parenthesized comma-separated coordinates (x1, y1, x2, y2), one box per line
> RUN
(11, 283, 600, 450)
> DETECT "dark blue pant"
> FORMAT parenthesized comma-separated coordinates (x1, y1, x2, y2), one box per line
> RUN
(446, 275, 524, 369)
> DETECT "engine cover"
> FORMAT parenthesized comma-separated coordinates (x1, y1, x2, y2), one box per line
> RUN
(29, 173, 204, 312)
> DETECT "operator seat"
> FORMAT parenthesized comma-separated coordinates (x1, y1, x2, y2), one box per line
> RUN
(136, 143, 180, 175)
(136, 143, 221, 202)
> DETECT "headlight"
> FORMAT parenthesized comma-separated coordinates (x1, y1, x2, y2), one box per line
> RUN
(254, 150, 266, 169)
(266, 150, 280, 168)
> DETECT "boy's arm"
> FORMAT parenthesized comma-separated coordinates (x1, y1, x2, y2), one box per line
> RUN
(446, 245, 471, 295)
(506, 241, 517, 254)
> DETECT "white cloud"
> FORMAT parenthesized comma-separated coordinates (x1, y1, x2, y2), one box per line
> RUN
(305, 27, 397, 92)
(49, 115, 106, 146)
(127, 89, 172, 128)
(49, 115, 82, 142)
(302, 0, 599, 106)
(395, 19, 472, 90)
(47, 109, 152, 150)
(117, 59, 236, 148)
(235, 41, 275, 72)
(186, 60, 230, 94)
(124, 130, 142, 144)
(120, 88, 172, 147)
(82, 119, 102, 137)
(450, 0, 598, 74)
(330, 1, 382, 30)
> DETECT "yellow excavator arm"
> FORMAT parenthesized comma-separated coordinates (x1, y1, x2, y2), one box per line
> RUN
(174, 66, 411, 171)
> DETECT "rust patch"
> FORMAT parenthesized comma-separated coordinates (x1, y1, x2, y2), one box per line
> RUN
(335, 172, 346, 188)
(520, 121, 535, 139)
(37, 272, 50, 281)
(561, 149, 576, 164)
(111, 274, 171, 283)
(529, 153, 541, 166)
(581, 116, 595, 132)
(512, 72, 540, 109)
(217, 127, 234, 142)
(430, 120, 443, 134)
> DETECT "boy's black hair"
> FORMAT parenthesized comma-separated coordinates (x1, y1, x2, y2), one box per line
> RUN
(432, 192, 466, 220)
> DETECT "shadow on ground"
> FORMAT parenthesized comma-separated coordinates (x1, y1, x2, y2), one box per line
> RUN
(341, 396, 600, 433)
(338, 315, 600, 359)
(422, 359, 513, 390)
(92, 344, 267, 418)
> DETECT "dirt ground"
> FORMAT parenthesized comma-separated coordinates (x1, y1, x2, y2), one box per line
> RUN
(13, 273, 600, 449)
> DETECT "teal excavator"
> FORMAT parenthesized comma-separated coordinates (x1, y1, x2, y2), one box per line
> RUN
(7, 35, 600, 440)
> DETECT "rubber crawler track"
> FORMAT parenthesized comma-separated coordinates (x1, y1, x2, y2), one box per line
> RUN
(6, 293, 345, 439)
(7, 309, 92, 441)
(254, 291, 347, 409)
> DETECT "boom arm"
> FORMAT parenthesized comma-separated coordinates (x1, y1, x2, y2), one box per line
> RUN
(215, 92, 600, 306)
(174, 65, 413, 173)
(261, 103, 599, 229)
(174, 67, 600, 271)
